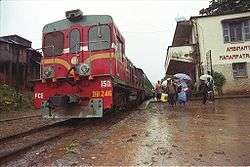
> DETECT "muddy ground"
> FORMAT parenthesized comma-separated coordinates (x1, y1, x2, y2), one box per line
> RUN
(3, 98, 250, 166)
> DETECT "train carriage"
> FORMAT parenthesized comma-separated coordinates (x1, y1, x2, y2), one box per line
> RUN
(34, 9, 153, 118)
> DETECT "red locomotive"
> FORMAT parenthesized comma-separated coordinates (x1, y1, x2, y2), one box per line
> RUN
(34, 9, 153, 118)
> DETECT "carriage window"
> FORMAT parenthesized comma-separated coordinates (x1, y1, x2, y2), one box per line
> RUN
(70, 29, 80, 53)
(43, 31, 64, 56)
(89, 25, 111, 51)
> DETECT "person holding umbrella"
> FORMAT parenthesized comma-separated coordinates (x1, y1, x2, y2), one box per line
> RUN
(166, 79, 177, 107)
(207, 77, 214, 101)
(199, 74, 212, 104)
(199, 80, 208, 104)
(173, 73, 191, 105)
(178, 86, 187, 105)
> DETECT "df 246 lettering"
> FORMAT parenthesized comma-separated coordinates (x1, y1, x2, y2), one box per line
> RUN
(92, 90, 112, 98)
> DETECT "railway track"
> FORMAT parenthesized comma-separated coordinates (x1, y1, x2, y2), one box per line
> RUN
(0, 115, 41, 123)
(23, 110, 137, 166)
(0, 118, 69, 143)
(0, 114, 52, 140)
(0, 104, 143, 166)
(0, 119, 73, 164)
(0, 114, 122, 165)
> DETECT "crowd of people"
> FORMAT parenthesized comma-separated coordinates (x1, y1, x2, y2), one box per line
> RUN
(154, 77, 214, 106)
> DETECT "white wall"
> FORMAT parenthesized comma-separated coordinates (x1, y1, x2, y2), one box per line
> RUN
(194, 12, 250, 67)
(193, 12, 250, 93)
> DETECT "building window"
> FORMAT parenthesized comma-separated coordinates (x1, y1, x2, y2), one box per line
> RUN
(243, 20, 250, 41)
(223, 24, 230, 42)
(223, 19, 250, 43)
(232, 62, 247, 78)
(230, 22, 242, 42)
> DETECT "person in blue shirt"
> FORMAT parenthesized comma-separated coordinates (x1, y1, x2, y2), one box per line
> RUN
(177, 80, 188, 105)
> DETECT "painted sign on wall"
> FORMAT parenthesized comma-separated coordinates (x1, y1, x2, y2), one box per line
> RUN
(220, 45, 250, 61)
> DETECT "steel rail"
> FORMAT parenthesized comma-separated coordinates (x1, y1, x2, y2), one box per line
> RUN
(0, 115, 41, 123)
(0, 119, 72, 164)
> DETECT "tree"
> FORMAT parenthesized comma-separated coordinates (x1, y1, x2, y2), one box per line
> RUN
(213, 71, 226, 95)
(199, 0, 250, 16)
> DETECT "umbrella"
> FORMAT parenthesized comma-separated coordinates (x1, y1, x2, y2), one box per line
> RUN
(200, 74, 213, 81)
(162, 78, 171, 86)
(162, 80, 168, 86)
(174, 73, 191, 80)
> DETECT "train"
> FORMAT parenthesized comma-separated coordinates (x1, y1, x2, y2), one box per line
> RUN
(34, 9, 154, 118)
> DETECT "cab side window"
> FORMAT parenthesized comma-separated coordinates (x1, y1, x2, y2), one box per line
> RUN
(116, 37, 123, 61)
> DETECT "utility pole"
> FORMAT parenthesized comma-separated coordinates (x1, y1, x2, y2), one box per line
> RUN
(206, 50, 212, 75)
(210, 50, 213, 76)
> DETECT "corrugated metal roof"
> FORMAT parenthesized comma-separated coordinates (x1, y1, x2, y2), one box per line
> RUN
(0, 34, 32, 43)
(0, 36, 29, 47)
(0, 38, 11, 44)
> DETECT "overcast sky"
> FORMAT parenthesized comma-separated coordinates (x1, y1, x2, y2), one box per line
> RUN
(0, 0, 209, 84)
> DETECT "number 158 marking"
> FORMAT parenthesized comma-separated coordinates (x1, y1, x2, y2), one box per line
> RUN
(101, 80, 111, 88)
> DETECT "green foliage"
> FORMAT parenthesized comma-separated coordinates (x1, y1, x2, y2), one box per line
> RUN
(200, 0, 250, 16)
(213, 71, 226, 88)
(0, 84, 34, 112)
(0, 84, 18, 112)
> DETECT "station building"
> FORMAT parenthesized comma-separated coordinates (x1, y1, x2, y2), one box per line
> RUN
(165, 20, 197, 82)
(0, 35, 42, 90)
(165, 11, 250, 94)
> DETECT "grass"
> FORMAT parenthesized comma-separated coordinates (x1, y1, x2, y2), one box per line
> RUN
(0, 84, 35, 113)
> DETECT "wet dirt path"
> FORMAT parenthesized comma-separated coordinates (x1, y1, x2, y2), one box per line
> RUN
(68, 99, 250, 166)
(5, 98, 250, 166)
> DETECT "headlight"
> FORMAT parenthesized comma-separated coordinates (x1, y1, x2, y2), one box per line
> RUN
(43, 66, 54, 78)
(76, 63, 90, 76)
(71, 56, 78, 65)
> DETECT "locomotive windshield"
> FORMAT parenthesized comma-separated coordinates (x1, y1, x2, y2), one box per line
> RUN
(89, 25, 111, 51)
(43, 31, 64, 56)
(70, 29, 80, 53)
